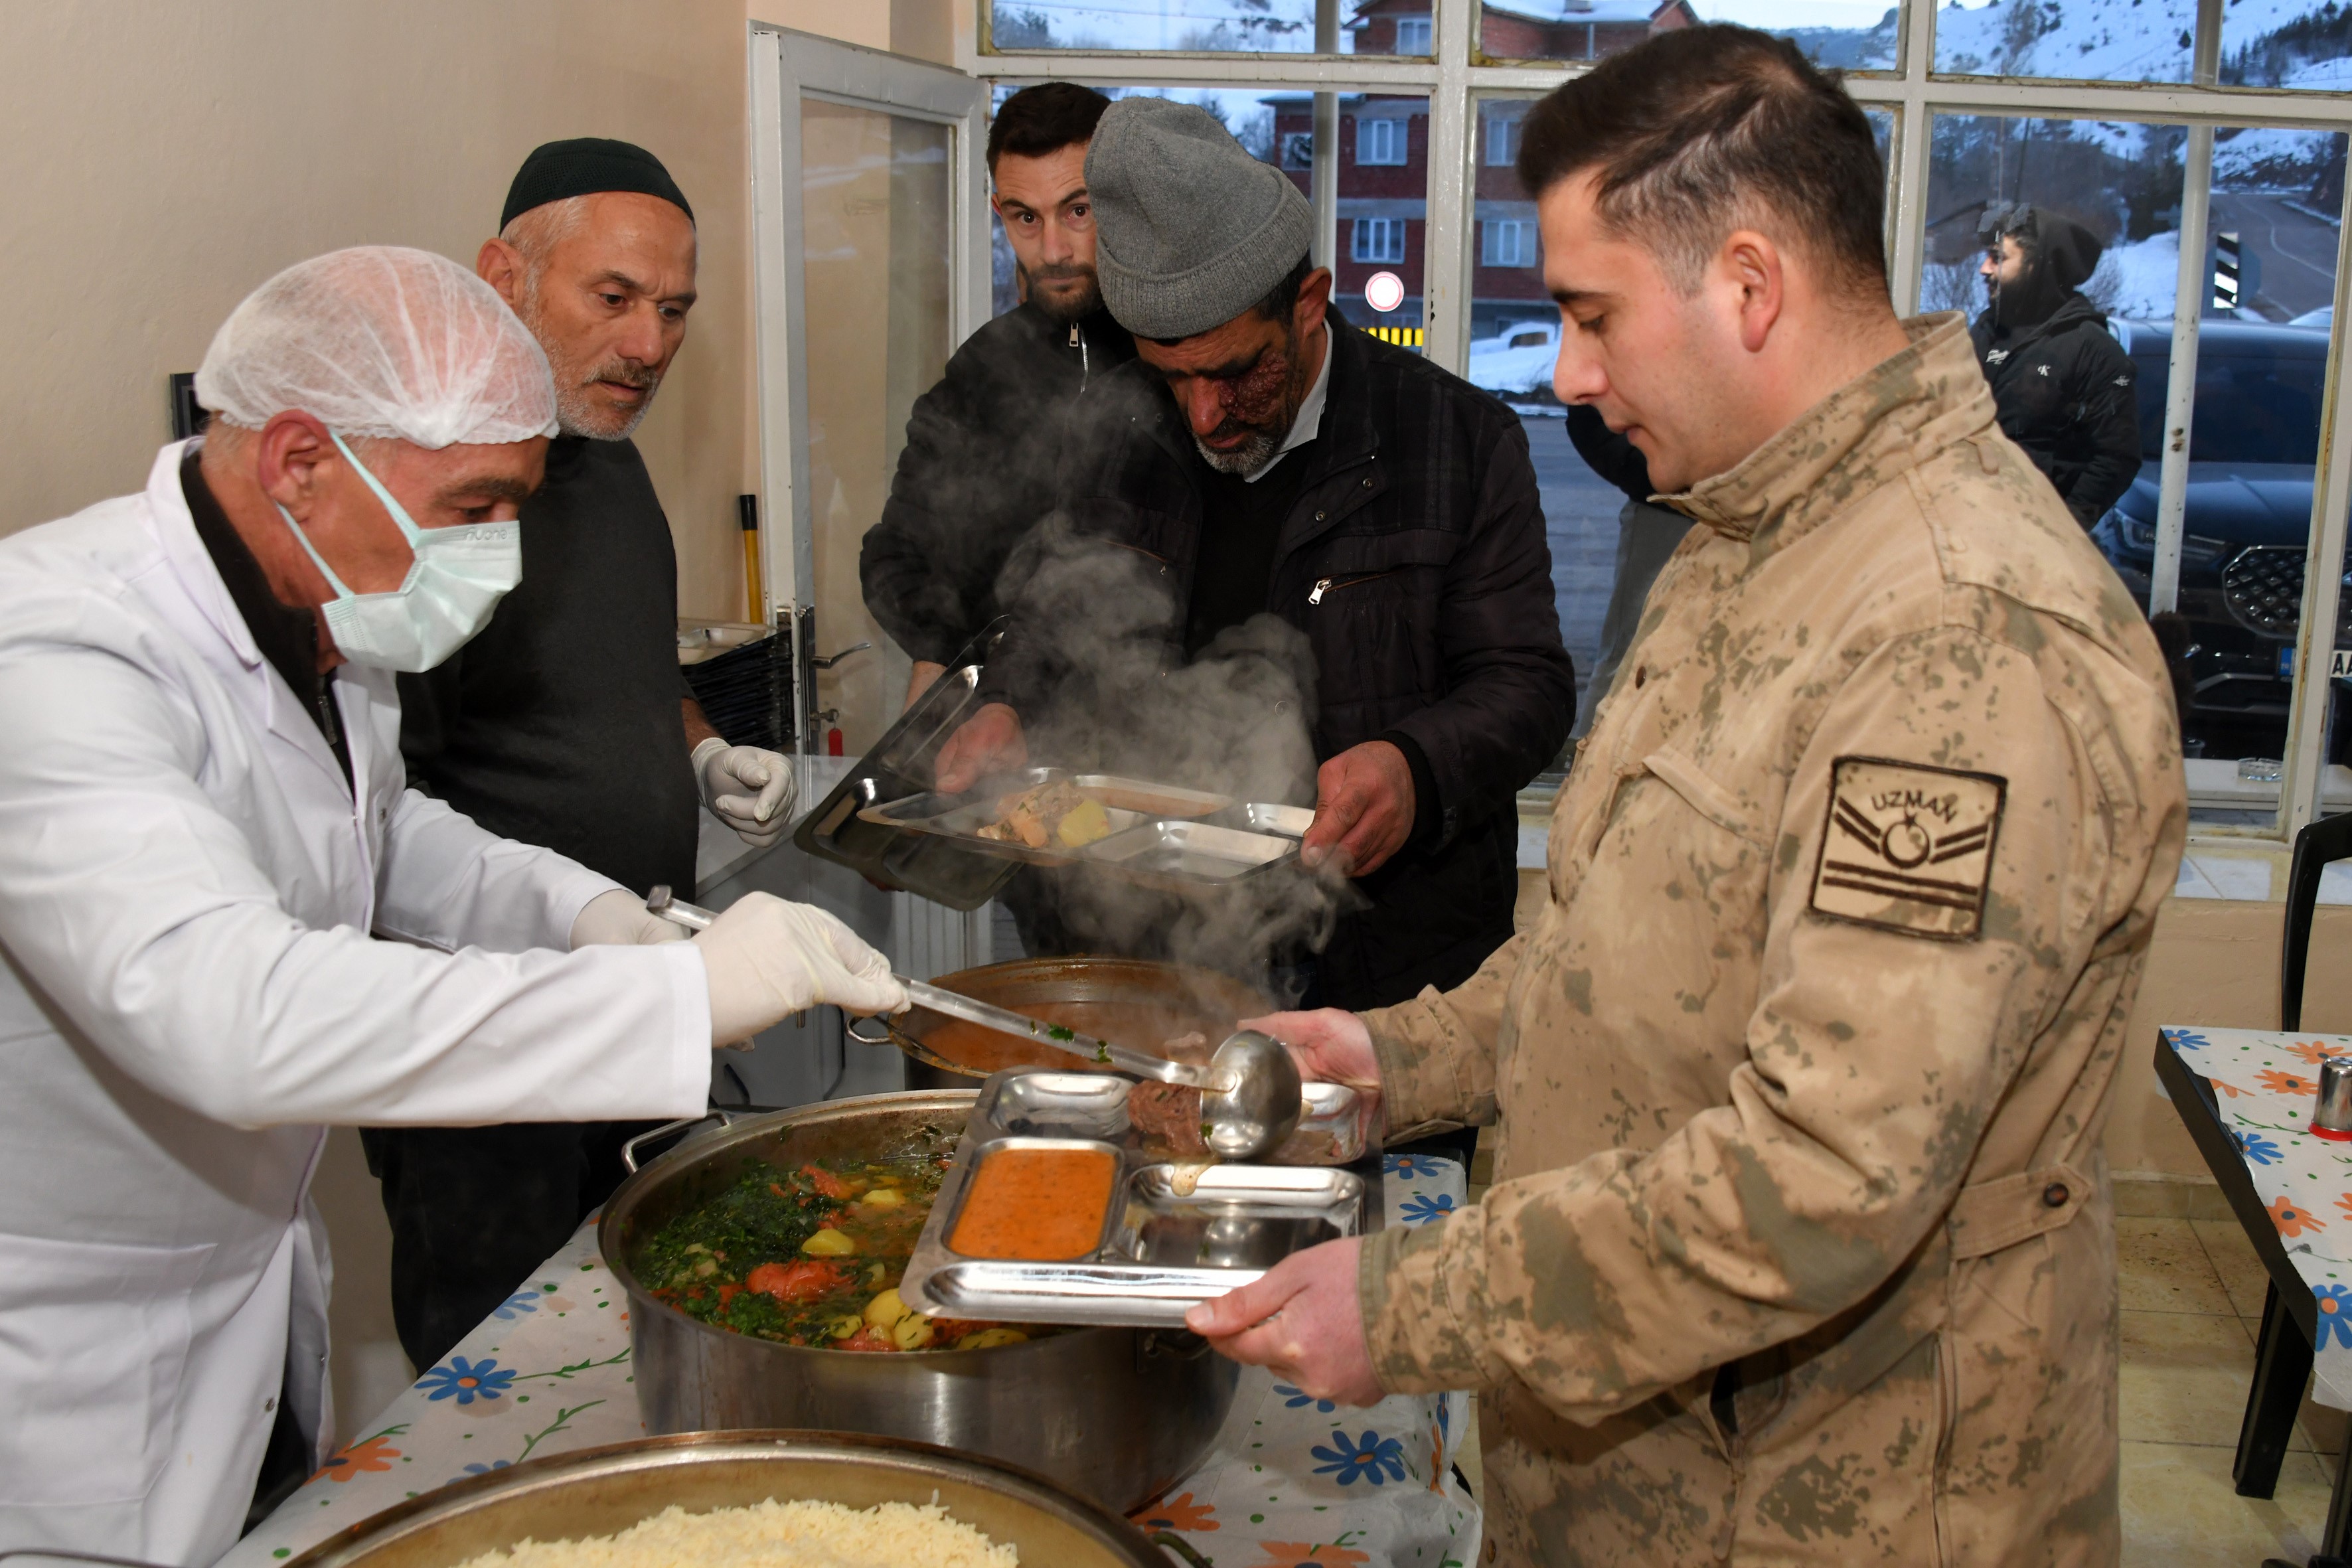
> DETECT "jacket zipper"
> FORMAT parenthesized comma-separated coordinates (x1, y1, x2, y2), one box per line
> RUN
(1070, 321, 1090, 392)
(1308, 571, 1391, 606)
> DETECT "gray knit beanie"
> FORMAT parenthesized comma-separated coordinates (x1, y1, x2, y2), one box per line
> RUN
(1086, 97, 1314, 341)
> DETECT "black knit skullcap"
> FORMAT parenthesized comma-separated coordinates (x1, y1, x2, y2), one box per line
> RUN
(501, 138, 693, 231)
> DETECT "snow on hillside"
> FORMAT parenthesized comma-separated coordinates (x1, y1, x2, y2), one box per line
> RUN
(2087, 229, 2184, 321)
(1930, 0, 2341, 80)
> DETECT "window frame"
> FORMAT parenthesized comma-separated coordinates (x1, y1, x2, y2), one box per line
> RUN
(965, 0, 2352, 842)
(1480, 216, 1531, 267)
(1356, 112, 1407, 165)
(1353, 214, 1407, 264)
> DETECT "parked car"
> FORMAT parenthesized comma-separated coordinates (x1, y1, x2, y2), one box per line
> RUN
(2090, 317, 2351, 760)
(1465, 317, 1562, 409)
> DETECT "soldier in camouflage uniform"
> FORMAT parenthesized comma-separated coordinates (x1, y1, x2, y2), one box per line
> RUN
(1190, 27, 2186, 1566)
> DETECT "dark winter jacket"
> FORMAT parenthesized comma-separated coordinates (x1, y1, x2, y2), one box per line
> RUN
(1970, 287, 2143, 527)
(859, 301, 1136, 666)
(984, 323, 1577, 1008)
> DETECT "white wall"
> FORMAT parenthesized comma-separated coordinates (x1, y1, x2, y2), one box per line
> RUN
(1, 0, 755, 615)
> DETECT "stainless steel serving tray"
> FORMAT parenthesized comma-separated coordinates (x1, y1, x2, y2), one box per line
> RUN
(856, 769, 1301, 888)
(1083, 820, 1296, 884)
(900, 1068, 1373, 1329)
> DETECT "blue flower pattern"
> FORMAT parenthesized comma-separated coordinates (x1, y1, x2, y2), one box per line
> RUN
(1276, 1383, 1338, 1413)
(2163, 1028, 2211, 1052)
(2233, 1129, 2286, 1166)
(1399, 1192, 1457, 1225)
(448, 1459, 512, 1484)
(2319, 1285, 2352, 1350)
(416, 1356, 517, 1405)
(1312, 1429, 1407, 1486)
(492, 1290, 542, 1320)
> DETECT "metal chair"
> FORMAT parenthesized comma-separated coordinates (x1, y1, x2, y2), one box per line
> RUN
(2240, 811, 2352, 1513)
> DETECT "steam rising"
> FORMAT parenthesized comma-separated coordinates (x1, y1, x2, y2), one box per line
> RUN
(992, 522, 1358, 1002)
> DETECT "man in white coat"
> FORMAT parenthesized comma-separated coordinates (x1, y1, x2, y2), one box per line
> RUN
(0, 246, 904, 1564)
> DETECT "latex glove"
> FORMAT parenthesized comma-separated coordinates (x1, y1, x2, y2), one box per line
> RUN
(570, 888, 689, 949)
(1186, 1236, 1384, 1406)
(1300, 740, 1416, 878)
(931, 702, 1026, 793)
(693, 738, 796, 847)
(694, 892, 908, 1046)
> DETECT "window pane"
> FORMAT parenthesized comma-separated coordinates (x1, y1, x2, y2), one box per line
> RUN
(1478, 3, 1895, 68)
(989, 85, 1430, 335)
(986, 0, 1333, 52)
(2223, 6, 2352, 90)
(1919, 112, 2352, 819)
(1931, 0, 2192, 83)
(2189, 129, 2350, 810)
(1466, 97, 1611, 755)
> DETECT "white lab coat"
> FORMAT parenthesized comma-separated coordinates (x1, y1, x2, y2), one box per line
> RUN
(0, 443, 714, 1564)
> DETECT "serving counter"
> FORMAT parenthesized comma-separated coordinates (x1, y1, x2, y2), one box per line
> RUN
(226, 1156, 1482, 1568)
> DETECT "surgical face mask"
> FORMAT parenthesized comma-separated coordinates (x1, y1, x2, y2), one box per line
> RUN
(274, 431, 522, 672)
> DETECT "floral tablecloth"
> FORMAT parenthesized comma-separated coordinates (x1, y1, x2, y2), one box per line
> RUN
(2162, 1024, 2352, 1409)
(224, 1155, 1481, 1568)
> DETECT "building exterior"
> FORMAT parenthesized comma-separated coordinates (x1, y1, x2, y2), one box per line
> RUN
(1279, 0, 1699, 354)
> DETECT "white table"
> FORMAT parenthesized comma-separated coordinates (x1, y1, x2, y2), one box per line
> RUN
(226, 1155, 1482, 1568)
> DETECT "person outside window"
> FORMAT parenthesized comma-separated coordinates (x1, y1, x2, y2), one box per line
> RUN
(1970, 201, 2144, 528)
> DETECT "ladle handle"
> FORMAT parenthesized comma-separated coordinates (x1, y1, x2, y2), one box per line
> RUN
(898, 977, 1198, 1085)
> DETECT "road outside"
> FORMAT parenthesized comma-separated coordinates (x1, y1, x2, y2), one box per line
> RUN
(2210, 191, 2339, 320)
(1522, 412, 1622, 722)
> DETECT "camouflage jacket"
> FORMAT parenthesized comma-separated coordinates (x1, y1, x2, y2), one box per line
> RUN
(1358, 315, 2186, 1565)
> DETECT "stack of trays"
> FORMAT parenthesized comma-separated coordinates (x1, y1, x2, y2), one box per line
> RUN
(678, 621, 792, 752)
(900, 1066, 1376, 1330)
(857, 769, 1315, 890)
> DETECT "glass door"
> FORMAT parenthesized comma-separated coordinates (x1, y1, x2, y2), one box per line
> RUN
(749, 27, 988, 765)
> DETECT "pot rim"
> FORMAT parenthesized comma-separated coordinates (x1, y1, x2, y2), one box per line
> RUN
(281, 1429, 1168, 1568)
(597, 1089, 1127, 1358)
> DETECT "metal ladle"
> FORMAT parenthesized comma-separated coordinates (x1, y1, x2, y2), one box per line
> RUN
(646, 886, 1303, 1161)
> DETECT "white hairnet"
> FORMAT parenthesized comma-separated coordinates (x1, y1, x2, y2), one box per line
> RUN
(195, 246, 558, 449)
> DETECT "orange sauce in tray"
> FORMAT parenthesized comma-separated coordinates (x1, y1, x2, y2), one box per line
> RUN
(949, 1144, 1121, 1261)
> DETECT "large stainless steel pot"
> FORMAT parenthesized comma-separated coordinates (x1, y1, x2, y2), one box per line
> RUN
(282, 1432, 1167, 1568)
(597, 1091, 1237, 1513)
(852, 957, 1271, 1091)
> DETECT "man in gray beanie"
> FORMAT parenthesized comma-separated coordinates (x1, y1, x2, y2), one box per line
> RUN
(939, 97, 1573, 1043)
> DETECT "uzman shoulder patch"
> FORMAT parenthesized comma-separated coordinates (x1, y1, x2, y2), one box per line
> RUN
(1810, 756, 2007, 940)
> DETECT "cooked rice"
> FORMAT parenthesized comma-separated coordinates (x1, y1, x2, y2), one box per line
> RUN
(451, 1498, 1017, 1568)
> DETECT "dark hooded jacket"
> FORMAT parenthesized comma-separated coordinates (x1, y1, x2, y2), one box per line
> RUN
(1969, 210, 2144, 526)
(980, 323, 1576, 1008)
(860, 301, 1136, 666)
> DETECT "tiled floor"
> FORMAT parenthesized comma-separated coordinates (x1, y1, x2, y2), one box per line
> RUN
(1450, 1154, 2347, 1560)
(2118, 1210, 2343, 1563)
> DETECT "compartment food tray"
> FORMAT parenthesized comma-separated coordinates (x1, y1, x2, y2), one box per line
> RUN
(899, 1067, 1374, 1328)
(856, 769, 1300, 887)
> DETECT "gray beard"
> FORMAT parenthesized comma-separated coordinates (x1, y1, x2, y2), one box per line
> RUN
(1194, 429, 1281, 477)
(520, 285, 659, 440)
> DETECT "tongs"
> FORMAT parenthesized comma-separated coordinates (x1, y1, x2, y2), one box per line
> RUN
(646, 886, 1303, 1160)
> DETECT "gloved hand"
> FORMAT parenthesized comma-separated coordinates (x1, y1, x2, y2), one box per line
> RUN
(570, 888, 690, 949)
(693, 738, 797, 847)
(694, 892, 908, 1046)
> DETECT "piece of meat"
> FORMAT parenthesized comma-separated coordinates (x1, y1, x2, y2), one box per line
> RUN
(980, 779, 1091, 850)
(1128, 1080, 1208, 1156)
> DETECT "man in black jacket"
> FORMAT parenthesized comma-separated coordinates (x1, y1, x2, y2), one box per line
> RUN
(1971, 202, 2143, 526)
(936, 98, 1574, 1012)
(860, 84, 1136, 706)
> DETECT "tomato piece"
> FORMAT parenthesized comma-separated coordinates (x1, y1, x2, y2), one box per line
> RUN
(836, 1326, 897, 1352)
(745, 1259, 851, 1302)
(801, 1163, 850, 1200)
(716, 1284, 744, 1307)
